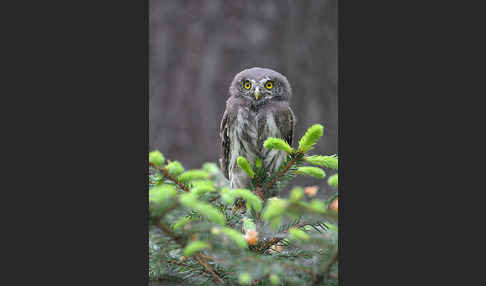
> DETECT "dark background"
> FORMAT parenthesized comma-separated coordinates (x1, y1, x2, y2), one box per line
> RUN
(149, 0, 338, 195)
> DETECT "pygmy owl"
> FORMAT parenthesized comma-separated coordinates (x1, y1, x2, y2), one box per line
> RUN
(220, 67, 296, 189)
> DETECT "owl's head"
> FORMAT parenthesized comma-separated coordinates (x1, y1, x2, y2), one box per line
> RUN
(229, 67, 292, 103)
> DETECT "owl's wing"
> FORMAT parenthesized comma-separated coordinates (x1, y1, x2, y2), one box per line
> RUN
(275, 106, 296, 147)
(220, 107, 233, 180)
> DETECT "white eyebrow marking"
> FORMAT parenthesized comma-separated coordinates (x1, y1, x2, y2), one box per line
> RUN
(259, 77, 270, 84)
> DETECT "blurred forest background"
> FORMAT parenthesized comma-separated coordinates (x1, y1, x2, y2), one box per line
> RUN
(149, 0, 338, 196)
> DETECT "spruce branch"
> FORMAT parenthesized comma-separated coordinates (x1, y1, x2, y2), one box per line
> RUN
(167, 259, 192, 268)
(257, 222, 310, 253)
(154, 219, 225, 284)
(193, 255, 225, 284)
(254, 186, 264, 201)
(155, 220, 185, 245)
(198, 254, 224, 264)
(257, 237, 282, 253)
(262, 153, 302, 193)
(150, 162, 191, 193)
(152, 202, 224, 284)
(149, 121, 338, 285)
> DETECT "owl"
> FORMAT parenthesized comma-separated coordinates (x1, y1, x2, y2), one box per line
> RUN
(220, 67, 296, 189)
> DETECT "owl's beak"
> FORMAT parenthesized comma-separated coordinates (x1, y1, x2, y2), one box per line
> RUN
(254, 87, 261, 100)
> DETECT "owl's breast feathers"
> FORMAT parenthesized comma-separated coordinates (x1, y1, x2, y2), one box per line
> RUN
(220, 96, 295, 183)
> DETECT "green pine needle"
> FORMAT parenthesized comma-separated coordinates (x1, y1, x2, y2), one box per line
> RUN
(296, 166, 326, 178)
(166, 161, 184, 177)
(237, 156, 255, 179)
(238, 272, 252, 285)
(328, 174, 338, 188)
(172, 216, 195, 230)
(183, 241, 210, 257)
(202, 162, 220, 175)
(149, 150, 165, 167)
(308, 199, 327, 213)
(304, 155, 338, 169)
(177, 170, 209, 183)
(298, 124, 324, 153)
(242, 217, 256, 232)
(289, 187, 304, 202)
(149, 184, 177, 205)
(179, 193, 226, 225)
(220, 188, 235, 205)
(255, 158, 263, 168)
(263, 137, 294, 154)
(289, 227, 310, 242)
(270, 274, 280, 285)
(213, 227, 248, 249)
(190, 184, 215, 196)
(262, 198, 289, 229)
(232, 188, 262, 213)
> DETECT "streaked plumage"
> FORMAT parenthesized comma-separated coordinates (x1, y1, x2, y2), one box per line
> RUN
(220, 67, 295, 189)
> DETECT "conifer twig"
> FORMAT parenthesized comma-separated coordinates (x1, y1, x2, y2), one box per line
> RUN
(155, 220, 224, 284)
(262, 154, 301, 193)
(258, 222, 309, 252)
(155, 221, 184, 245)
(193, 254, 225, 284)
(258, 237, 282, 253)
(253, 186, 264, 201)
(199, 254, 224, 263)
(150, 162, 190, 192)
(167, 259, 192, 268)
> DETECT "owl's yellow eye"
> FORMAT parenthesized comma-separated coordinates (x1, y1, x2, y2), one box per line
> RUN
(265, 81, 274, 89)
(243, 81, 252, 90)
